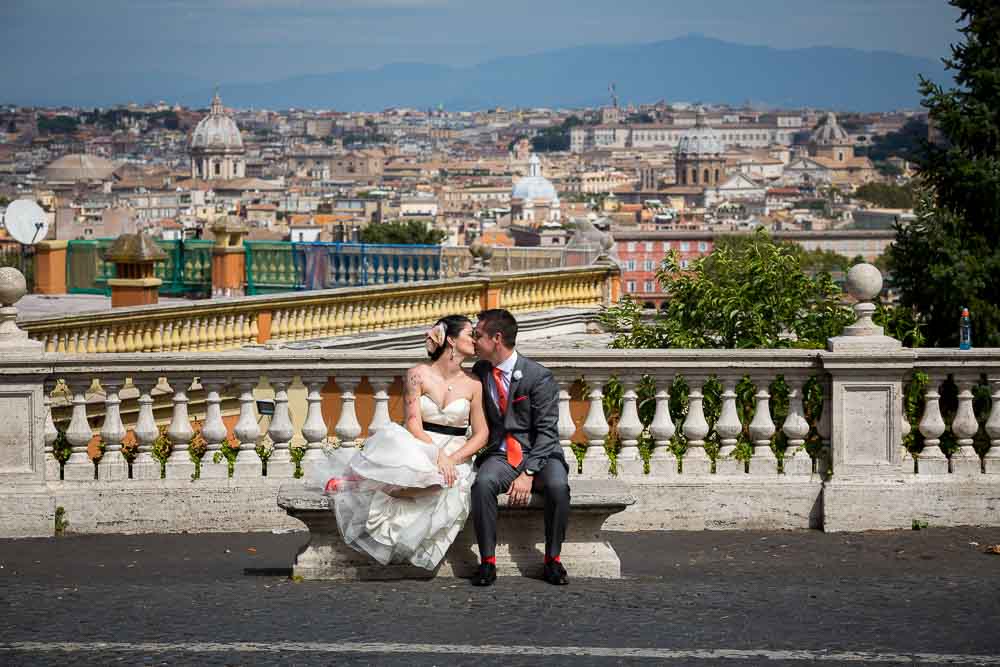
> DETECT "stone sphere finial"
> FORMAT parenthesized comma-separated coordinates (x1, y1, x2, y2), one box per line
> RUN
(479, 243, 494, 260)
(841, 262, 884, 338)
(600, 232, 614, 252)
(845, 263, 882, 302)
(0, 267, 28, 307)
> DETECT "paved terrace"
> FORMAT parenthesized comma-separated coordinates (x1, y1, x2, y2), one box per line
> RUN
(2, 528, 999, 666)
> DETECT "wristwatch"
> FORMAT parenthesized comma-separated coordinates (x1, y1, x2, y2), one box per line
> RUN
(524, 468, 536, 476)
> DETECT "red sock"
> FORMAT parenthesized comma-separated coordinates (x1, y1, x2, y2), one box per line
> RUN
(544, 555, 561, 565)
(482, 556, 496, 565)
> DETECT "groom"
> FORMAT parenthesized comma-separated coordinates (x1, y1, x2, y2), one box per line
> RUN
(470, 308, 570, 587)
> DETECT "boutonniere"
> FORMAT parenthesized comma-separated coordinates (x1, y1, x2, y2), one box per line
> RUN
(513, 370, 523, 381)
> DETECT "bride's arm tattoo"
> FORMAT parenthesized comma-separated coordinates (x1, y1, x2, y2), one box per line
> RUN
(404, 367, 433, 444)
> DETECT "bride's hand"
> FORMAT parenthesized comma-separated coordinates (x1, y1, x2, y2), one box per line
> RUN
(437, 451, 457, 487)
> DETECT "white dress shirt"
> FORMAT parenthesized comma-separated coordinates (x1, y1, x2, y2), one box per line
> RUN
(487, 350, 518, 451)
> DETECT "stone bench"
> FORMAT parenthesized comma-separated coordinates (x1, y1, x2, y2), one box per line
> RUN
(277, 479, 636, 580)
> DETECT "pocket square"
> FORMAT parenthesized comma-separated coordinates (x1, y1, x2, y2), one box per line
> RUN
(512, 395, 528, 404)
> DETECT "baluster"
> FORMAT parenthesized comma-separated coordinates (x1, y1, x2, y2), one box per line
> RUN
(141, 323, 154, 352)
(86, 328, 98, 354)
(43, 380, 60, 481)
(781, 377, 811, 475)
(984, 378, 1000, 474)
(199, 378, 229, 479)
(123, 324, 137, 352)
(335, 376, 363, 448)
(132, 376, 161, 480)
(260, 377, 294, 477)
(581, 375, 611, 477)
(63, 378, 95, 481)
(232, 378, 262, 477)
(681, 376, 711, 475)
(557, 379, 579, 477)
(714, 378, 744, 475)
(165, 376, 196, 479)
(917, 375, 949, 474)
(951, 377, 982, 475)
(747, 380, 777, 476)
(616, 377, 644, 477)
(98, 377, 128, 481)
(199, 316, 212, 350)
(95, 329, 108, 354)
(648, 377, 677, 477)
(368, 376, 393, 435)
(300, 376, 330, 473)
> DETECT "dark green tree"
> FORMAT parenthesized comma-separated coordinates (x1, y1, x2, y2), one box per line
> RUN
(358, 220, 446, 245)
(854, 182, 916, 208)
(888, 0, 1000, 347)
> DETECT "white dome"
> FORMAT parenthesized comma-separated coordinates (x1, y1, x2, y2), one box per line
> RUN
(512, 154, 559, 202)
(191, 93, 243, 151)
(811, 112, 850, 146)
(676, 109, 724, 157)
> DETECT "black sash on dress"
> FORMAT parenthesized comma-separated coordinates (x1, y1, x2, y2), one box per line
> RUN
(422, 422, 467, 437)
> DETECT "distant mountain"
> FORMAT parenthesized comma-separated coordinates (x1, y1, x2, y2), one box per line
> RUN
(15, 35, 950, 111)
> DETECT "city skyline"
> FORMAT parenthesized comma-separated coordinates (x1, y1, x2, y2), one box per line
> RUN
(2, 1, 963, 108)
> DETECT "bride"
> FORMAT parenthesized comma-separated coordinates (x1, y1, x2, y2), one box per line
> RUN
(319, 315, 488, 571)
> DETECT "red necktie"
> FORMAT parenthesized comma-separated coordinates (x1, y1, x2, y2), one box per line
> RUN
(492, 367, 523, 467)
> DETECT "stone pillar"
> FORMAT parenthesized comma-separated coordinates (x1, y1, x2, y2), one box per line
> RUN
(33, 240, 68, 295)
(0, 268, 50, 537)
(824, 264, 909, 479)
(103, 233, 167, 308)
(211, 218, 248, 297)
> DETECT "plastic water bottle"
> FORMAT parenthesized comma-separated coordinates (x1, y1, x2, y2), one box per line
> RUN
(959, 307, 972, 350)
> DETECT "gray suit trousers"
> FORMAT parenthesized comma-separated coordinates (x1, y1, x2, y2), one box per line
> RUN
(470, 453, 570, 560)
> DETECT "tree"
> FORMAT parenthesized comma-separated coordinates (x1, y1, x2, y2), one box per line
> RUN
(600, 229, 854, 349)
(863, 118, 930, 163)
(358, 220, 446, 245)
(854, 182, 916, 208)
(888, 0, 1000, 347)
(37, 115, 79, 135)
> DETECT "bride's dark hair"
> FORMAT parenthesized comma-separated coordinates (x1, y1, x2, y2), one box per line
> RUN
(426, 315, 472, 361)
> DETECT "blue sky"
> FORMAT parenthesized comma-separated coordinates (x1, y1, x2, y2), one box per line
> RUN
(0, 0, 962, 104)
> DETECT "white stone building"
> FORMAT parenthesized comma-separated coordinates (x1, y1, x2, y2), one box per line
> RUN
(190, 93, 246, 181)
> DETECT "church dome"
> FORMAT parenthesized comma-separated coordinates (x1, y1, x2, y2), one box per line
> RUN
(41, 153, 116, 181)
(512, 154, 559, 202)
(811, 112, 850, 146)
(191, 93, 243, 151)
(676, 109, 724, 158)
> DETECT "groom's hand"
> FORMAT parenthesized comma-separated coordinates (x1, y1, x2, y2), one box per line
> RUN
(508, 472, 532, 507)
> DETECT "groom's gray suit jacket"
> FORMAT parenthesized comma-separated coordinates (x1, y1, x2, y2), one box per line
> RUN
(472, 354, 568, 474)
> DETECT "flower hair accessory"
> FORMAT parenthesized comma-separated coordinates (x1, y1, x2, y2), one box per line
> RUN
(513, 370, 523, 380)
(425, 322, 447, 354)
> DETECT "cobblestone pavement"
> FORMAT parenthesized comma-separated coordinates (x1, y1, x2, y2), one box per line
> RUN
(2, 528, 1000, 666)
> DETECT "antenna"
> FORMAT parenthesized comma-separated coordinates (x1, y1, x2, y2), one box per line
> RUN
(3, 199, 48, 246)
(609, 82, 619, 109)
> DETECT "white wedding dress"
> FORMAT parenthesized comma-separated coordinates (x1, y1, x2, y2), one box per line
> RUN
(319, 395, 475, 571)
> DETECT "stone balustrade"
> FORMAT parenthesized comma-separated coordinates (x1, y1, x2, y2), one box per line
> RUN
(19, 266, 617, 354)
(2, 262, 1000, 538)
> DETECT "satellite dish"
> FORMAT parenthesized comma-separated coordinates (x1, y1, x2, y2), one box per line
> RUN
(3, 199, 49, 245)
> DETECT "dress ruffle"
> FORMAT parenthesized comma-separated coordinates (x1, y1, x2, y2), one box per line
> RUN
(309, 399, 474, 571)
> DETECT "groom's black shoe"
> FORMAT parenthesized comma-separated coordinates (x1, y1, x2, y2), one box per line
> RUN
(472, 562, 497, 587)
(543, 560, 569, 586)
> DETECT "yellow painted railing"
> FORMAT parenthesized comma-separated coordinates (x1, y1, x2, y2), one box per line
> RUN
(20, 265, 620, 354)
